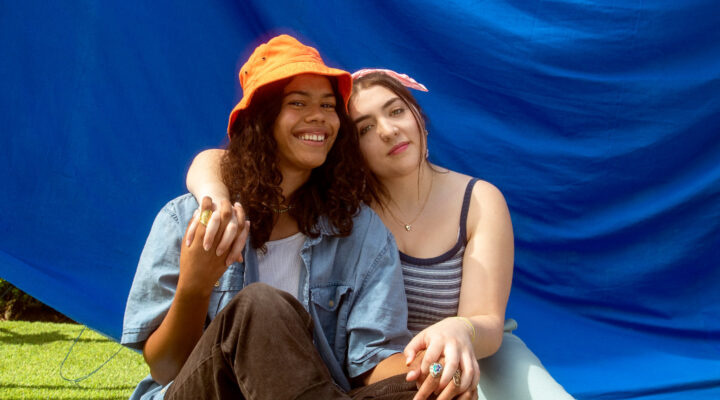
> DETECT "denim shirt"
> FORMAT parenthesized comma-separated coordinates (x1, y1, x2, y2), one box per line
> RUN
(121, 194, 411, 399)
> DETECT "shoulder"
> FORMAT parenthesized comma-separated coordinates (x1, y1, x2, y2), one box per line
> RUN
(320, 203, 390, 239)
(345, 204, 396, 254)
(431, 166, 507, 207)
(466, 179, 512, 236)
(331, 204, 398, 266)
(432, 167, 509, 234)
(352, 203, 389, 235)
(469, 179, 507, 206)
(155, 193, 199, 226)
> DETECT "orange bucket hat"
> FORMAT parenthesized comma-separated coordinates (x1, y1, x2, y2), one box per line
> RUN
(227, 34, 352, 134)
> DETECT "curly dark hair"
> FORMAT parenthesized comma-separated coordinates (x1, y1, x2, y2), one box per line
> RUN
(221, 76, 373, 250)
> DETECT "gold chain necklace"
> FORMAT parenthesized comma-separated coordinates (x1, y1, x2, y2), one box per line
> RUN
(273, 205, 294, 214)
(384, 173, 434, 232)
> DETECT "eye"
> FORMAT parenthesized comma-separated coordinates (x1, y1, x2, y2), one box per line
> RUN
(288, 100, 305, 107)
(321, 102, 336, 109)
(390, 107, 404, 116)
(358, 124, 374, 135)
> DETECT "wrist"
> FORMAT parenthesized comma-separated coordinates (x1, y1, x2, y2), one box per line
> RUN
(176, 279, 215, 300)
(453, 316, 476, 342)
(202, 183, 230, 202)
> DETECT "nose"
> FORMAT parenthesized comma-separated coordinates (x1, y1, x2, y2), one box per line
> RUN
(377, 118, 397, 141)
(305, 103, 326, 123)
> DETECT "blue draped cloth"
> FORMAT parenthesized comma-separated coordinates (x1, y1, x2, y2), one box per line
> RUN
(1, 1, 718, 398)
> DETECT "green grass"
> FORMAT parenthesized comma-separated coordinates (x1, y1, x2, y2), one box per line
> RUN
(0, 321, 149, 400)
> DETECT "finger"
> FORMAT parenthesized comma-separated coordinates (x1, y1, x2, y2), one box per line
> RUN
(203, 209, 221, 251)
(200, 198, 218, 250)
(413, 372, 440, 400)
(437, 343, 459, 391)
(472, 361, 481, 390)
(226, 219, 249, 266)
(435, 380, 461, 400)
(214, 200, 233, 247)
(459, 352, 476, 393)
(216, 213, 238, 256)
(186, 208, 200, 246)
(420, 341, 444, 384)
(234, 202, 246, 224)
(457, 387, 476, 400)
(404, 331, 427, 365)
(188, 206, 209, 251)
(205, 200, 231, 250)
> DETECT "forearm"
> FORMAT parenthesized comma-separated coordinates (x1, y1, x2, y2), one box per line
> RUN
(464, 314, 504, 359)
(186, 149, 229, 201)
(143, 287, 212, 385)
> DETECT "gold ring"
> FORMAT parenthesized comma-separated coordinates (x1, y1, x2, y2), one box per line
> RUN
(453, 369, 462, 386)
(199, 210, 213, 226)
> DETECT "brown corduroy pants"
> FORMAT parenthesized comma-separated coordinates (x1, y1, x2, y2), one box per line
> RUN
(165, 283, 419, 400)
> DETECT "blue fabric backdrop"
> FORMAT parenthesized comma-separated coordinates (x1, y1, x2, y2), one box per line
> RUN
(1, 1, 718, 398)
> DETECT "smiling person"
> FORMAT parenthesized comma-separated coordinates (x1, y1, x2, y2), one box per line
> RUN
(121, 35, 437, 400)
(186, 65, 574, 399)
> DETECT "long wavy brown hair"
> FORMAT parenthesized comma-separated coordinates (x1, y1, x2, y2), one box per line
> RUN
(221, 76, 374, 250)
(351, 72, 431, 205)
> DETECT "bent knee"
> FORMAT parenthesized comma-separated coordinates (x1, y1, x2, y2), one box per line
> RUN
(228, 283, 302, 318)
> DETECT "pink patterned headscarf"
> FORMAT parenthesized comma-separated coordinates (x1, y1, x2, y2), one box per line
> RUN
(351, 68, 428, 92)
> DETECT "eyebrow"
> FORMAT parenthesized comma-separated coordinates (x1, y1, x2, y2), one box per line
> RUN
(353, 97, 402, 124)
(283, 90, 335, 99)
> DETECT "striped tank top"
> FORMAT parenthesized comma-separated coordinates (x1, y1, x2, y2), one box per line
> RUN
(401, 178, 478, 335)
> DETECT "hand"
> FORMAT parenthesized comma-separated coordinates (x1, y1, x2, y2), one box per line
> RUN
(185, 197, 250, 266)
(405, 318, 480, 400)
(178, 197, 238, 295)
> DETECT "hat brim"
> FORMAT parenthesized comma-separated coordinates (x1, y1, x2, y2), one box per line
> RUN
(227, 62, 352, 135)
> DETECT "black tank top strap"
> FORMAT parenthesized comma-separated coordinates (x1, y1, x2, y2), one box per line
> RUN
(459, 178, 479, 245)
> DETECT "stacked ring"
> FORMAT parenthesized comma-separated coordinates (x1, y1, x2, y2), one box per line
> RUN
(453, 369, 462, 386)
(429, 363, 443, 378)
(200, 210, 213, 226)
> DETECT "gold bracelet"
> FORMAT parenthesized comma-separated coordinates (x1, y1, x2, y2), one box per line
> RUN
(454, 316, 476, 342)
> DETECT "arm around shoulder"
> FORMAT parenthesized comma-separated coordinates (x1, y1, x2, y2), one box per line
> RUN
(186, 148, 229, 202)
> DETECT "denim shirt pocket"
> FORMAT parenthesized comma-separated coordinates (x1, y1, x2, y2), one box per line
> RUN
(310, 285, 351, 350)
(207, 264, 244, 321)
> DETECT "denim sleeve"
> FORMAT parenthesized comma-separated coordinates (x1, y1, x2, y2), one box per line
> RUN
(345, 221, 412, 378)
(121, 199, 185, 351)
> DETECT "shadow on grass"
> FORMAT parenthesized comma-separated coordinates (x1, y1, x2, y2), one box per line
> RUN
(0, 383, 137, 390)
(1, 383, 137, 400)
(0, 327, 108, 345)
(2, 397, 130, 400)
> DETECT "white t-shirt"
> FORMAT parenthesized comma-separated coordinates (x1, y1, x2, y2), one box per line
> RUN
(256, 231, 305, 298)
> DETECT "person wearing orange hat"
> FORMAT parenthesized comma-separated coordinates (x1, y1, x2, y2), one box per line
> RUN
(121, 35, 424, 399)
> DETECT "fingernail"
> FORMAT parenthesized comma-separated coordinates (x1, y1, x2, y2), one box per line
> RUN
(406, 357, 412, 365)
(203, 243, 210, 251)
(185, 238, 190, 247)
(235, 202, 241, 207)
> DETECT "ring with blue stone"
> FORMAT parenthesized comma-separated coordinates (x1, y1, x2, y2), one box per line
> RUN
(429, 362, 443, 378)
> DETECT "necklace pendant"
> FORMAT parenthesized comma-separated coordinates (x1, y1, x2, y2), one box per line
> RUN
(404, 224, 412, 231)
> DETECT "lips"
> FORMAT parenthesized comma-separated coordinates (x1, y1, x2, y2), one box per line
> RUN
(388, 141, 410, 155)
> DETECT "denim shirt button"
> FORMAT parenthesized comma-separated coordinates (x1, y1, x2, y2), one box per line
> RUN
(214, 280, 220, 287)
(328, 300, 334, 307)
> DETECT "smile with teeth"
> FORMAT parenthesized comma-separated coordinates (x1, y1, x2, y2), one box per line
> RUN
(297, 133, 327, 142)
